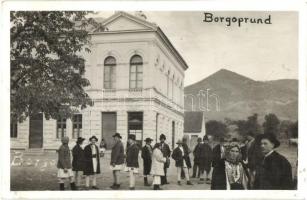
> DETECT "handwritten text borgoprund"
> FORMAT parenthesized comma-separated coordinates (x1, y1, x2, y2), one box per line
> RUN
(203, 12, 272, 27)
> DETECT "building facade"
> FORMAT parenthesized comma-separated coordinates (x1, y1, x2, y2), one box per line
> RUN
(10, 12, 188, 150)
(183, 111, 207, 150)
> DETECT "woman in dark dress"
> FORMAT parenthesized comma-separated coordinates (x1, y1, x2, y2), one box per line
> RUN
(211, 143, 248, 190)
(72, 137, 85, 189)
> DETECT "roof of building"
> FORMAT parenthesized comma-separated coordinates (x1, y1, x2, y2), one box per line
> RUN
(90, 11, 189, 71)
(184, 111, 204, 133)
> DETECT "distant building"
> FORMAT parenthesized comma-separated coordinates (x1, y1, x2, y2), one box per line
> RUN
(11, 11, 188, 150)
(183, 111, 206, 149)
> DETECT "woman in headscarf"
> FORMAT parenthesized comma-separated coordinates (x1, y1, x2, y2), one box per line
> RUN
(211, 143, 248, 190)
(57, 136, 76, 190)
(150, 143, 168, 190)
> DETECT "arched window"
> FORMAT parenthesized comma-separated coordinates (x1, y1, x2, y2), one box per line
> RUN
(129, 55, 143, 89)
(104, 56, 116, 89)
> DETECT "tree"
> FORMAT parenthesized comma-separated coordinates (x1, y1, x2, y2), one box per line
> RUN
(263, 113, 280, 136)
(205, 120, 228, 140)
(226, 113, 262, 138)
(11, 11, 104, 122)
(289, 121, 298, 138)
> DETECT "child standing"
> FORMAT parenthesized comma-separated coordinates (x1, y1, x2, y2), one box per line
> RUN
(57, 136, 76, 190)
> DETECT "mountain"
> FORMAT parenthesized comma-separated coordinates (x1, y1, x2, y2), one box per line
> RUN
(184, 69, 298, 122)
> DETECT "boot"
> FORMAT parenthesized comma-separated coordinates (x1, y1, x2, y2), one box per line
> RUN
(144, 177, 150, 186)
(153, 184, 158, 190)
(70, 182, 77, 190)
(187, 181, 193, 185)
(177, 181, 181, 185)
(59, 183, 65, 191)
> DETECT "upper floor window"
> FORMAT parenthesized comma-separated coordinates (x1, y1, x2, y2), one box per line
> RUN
(129, 55, 143, 89)
(104, 56, 116, 89)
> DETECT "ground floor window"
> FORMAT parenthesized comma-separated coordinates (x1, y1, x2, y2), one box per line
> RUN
(56, 118, 66, 138)
(128, 112, 143, 147)
(10, 121, 18, 138)
(72, 114, 82, 138)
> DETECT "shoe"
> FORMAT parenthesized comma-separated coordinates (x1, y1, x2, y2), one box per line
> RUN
(129, 187, 135, 190)
(177, 181, 181, 185)
(144, 177, 150, 186)
(191, 175, 196, 178)
(70, 182, 77, 190)
(111, 184, 120, 190)
(166, 182, 170, 184)
(84, 187, 90, 190)
(187, 181, 193, 185)
(59, 183, 65, 191)
(92, 186, 99, 190)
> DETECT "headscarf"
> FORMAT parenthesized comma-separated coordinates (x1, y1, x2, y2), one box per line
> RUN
(61, 136, 69, 145)
(225, 144, 242, 165)
(225, 144, 244, 185)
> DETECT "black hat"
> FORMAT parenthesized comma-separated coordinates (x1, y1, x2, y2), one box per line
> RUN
(76, 137, 85, 144)
(259, 134, 280, 148)
(159, 134, 166, 140)
(128, 134, 136, 141)
(219, 137, 225, 143)
(89, 135, 98, 142)
(144, 138, 153, 143)
(112, 132, 122, 139)
(197, 137, 202, 142)
(203, 135, 209, 141)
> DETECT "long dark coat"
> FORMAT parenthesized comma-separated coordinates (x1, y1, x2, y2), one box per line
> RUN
(141, 144, 152, 175)
(171, 147, 192, 168)
(83, 144, 101, 175)
(110, 140, 125, 165)
(126, 143, 140, 168)
(212, 144, 223, 168)
(182, 143, 192, 168)
(193, 143, 202, 164)
(199, 142, 213, 172)
(72, 144, 85, 171)
(211, 159, 247, 190)
(254, 151, 293, 190)
(160, 142, 171, 168)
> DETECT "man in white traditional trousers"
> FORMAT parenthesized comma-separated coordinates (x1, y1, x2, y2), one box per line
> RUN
(83, 136, 101, 190)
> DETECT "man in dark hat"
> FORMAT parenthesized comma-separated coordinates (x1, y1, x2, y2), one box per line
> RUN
(192, 137, 202, 178)
(243, 131, 263, 189)
(110, 132, 125, 189)
(126, 134, 140, 190)
(72, 137, 85, 189)
(141, 137, 153, 186)
(83, 136, 100, 190)
(212, 137, 226, 168)
(198, 135, 213, 184)
(254, 134, 293, 190)
(171, 139, 193, 185)
(159, 134, 171, 185)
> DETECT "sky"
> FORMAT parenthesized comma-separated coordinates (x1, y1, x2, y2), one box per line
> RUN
(95, 11, 298, 86)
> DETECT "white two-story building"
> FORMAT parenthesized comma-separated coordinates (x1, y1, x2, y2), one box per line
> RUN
(10, 11, 188, 150)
